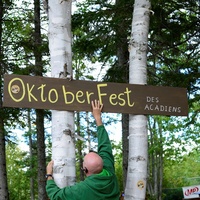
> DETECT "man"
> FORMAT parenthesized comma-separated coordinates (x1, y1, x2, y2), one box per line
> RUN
(46, 100, 120, 199)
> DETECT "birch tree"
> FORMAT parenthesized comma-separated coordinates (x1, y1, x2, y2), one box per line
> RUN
(125, 0, 151, 199)
(48, 0, 75, 187)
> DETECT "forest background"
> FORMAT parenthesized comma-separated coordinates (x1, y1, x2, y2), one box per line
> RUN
(0, 0, 199, 200)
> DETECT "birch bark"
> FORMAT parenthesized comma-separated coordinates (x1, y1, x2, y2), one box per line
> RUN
(48, 0, 75, 187)
(125, 0, 151, 199)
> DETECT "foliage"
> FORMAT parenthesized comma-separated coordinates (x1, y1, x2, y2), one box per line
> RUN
(72, 0, 133, 83)
(147, 103, 200, 199)
(73, 0, 199, 199)
(6, 142, 36, 199)
(112, 141, 123, 191)
(162, 188, 183, 200)
(1, 0, 49, 198)
(162, 149, 200, 200)
(148, 0, 200, 99)
(2, 0, 49, 75)
(73, 0, 200, 102)
(164, 149, 200, 189)
(2, 0, 200, 199)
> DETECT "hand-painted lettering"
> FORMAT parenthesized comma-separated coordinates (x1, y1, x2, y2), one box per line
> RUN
(124, 87, 134, 107)
(8, 78, 25, 102)
(76, 91, 85, 104)
(38, 84, 47, 102)
(4, 75, 187, 116)
(86, 91, 94, 104)
(62, 86, 74, 104)
(109, 94, 117, 105)
(118, 93, 126, 106)
(49, 89, 58, 103)
(27, 83, 38, 102)
(97, 83, 107, 104)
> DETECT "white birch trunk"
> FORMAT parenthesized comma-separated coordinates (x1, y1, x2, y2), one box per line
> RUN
(48, 0, 75, 188)
(125, 0, 151, 199)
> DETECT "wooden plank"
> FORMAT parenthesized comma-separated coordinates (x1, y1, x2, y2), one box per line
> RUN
(3, 74, 188, 116)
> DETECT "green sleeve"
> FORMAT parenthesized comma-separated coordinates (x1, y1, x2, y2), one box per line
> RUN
(46, 180, 62, 199)
(97, 125, 115, 174)
(46, 180, 83, 200)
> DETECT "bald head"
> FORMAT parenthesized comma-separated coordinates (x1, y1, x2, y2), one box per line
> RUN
(83, 152, 103, 176)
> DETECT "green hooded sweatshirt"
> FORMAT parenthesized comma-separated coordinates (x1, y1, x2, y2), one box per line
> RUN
(46, 125, 120, 200)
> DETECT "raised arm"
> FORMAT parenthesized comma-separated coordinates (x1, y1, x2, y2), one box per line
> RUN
(91, 100, 115, 174)
(91, 100, 103, 126)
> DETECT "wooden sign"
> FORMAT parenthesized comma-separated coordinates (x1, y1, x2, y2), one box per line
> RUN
(3, 74, 188, 116)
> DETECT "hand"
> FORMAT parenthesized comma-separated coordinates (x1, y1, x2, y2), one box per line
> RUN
(91, 100, 103, 126)
(46, 160, 54, 175)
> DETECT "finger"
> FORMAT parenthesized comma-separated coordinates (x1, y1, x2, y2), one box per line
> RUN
(97, 100, 102, 109)
(95, 99, 98, 107)
(96, 100, 99, 107)
(100, 103, 103, 111)
(91, 100, 94, 108)
(48, 160, 53, 166)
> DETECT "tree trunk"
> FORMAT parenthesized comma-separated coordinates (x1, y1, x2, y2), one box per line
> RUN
(115, 0, 130, 190)
(36, 109, 47, 199)
(0, 121, 9, 200)
(76, 112, 84, 181)
(86, 112, 91, 151)
(48, 0, 75, 187)
(122, 113, 129, 189)
(28, 110, 35, 200)
(125, 0, 151, 199)
(33, 0, 48, 198)
(158, 122, 163, 200)
(147, 118, 154, 197)
(0, 0, 9, 198)
(148, 117, 164, 199)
